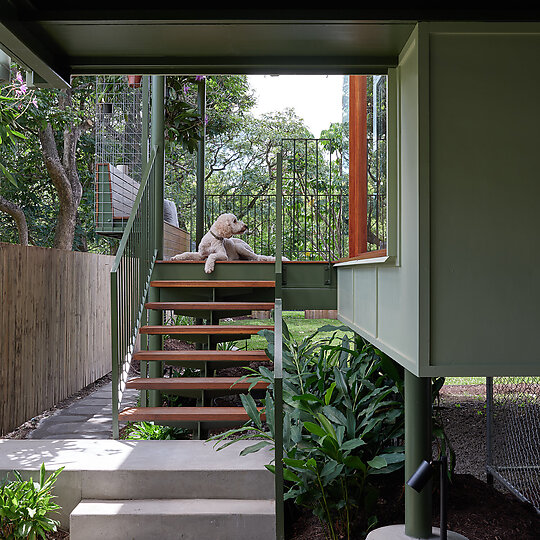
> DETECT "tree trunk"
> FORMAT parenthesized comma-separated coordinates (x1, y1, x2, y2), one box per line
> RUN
(38, 113, 91, 250)
(0, 194, 29, 245)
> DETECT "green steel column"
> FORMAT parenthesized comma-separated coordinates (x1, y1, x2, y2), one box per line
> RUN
(195, 79, 206, 246)
(404, 370, 433, 538)
(148, 75, 166, 407)
(139, 75, 150, 407)
(151, 75, 165, 260)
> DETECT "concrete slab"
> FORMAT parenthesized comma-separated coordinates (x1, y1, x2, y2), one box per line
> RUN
(0, 439, 275, 529)
(366, 525, 469, 540)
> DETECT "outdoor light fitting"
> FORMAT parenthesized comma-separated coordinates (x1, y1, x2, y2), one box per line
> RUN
(407, 456, 449, 540)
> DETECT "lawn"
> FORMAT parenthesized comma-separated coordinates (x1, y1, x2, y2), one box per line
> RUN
(221, 310, 352, 351)
(221, 312, 494, 387)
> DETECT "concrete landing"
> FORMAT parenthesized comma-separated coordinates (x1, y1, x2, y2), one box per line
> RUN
(70, 498, 276, 540)
(0, 439, 274, 530)
(367, 525, 469, 540)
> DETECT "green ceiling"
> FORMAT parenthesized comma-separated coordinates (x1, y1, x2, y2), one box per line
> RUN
(0, 7, 537, 88)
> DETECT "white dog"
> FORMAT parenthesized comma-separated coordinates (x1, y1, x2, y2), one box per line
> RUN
(171, 213, 282, 273)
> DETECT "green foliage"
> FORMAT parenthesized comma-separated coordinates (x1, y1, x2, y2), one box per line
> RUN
(212, 324, 406, 538)
(0, 463, 63, 539)
(122, 421, 188, 440)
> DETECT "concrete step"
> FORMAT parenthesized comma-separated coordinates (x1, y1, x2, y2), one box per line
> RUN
(70, 498, 276, 540)
(0, 439, 274, 530)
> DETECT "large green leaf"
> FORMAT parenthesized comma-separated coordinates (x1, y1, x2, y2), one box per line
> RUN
(240, 393, 262, 429)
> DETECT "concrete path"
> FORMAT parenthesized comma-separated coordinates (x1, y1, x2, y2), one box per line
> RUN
(29, 382, 138, 439)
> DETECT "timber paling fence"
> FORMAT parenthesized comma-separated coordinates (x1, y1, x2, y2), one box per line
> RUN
(0, 242, 114, 435)
(486, 376, 540, 513)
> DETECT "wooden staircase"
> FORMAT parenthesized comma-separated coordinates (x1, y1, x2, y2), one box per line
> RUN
(118, 272, 275, 437)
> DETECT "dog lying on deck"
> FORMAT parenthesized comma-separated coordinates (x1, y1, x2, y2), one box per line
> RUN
(171, 213, 286, 273)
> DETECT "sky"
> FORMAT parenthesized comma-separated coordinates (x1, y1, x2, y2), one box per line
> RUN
(247, 75, 345, 138)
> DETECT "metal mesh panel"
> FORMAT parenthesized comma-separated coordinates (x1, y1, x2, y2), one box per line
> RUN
(95, 76, 144, 235)
(487, 376, 540, 512)
(192, 139, 348, 261)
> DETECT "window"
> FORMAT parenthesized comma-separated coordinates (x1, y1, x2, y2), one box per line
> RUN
(347, 75, 388, 260)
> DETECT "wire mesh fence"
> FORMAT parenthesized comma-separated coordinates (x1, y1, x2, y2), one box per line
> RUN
(94, 75, 145, 236)
(486, 376, 540, 512)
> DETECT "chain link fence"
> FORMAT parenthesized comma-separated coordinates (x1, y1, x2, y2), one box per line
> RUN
(486, 376, 540, 512)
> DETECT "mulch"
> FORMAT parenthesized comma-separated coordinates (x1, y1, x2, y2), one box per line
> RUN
(287, 384, 540, 540)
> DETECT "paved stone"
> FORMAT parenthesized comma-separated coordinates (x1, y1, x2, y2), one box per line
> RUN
(29, 382, 138, 440)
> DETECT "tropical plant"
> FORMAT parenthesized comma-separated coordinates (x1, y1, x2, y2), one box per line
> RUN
(122, 421, 188, 440)
(211, 323, 407, 538)
(0, 463, 63, 539)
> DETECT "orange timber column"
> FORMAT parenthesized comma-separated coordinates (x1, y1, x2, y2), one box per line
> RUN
(348, 75, 368, 257)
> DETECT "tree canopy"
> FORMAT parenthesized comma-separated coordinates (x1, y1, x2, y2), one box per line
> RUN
(0, 72, 348, 255)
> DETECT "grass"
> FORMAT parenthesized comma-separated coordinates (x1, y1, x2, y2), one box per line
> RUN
(221, 310, 352, 351)
(220, 313, 538, 387)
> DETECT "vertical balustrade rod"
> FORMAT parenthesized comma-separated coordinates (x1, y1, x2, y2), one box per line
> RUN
(196, 78, 206, 246)
(111, 271, 119, 439)
(274, 150, 284, 540)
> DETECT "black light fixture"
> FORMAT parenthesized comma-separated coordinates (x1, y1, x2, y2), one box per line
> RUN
(407, 455, 449, 540)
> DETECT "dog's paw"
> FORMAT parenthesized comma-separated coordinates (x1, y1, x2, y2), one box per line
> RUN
(204, 262, 214, 273)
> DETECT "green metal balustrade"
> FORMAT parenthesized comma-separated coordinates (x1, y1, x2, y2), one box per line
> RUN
(110, 146, 158, 439)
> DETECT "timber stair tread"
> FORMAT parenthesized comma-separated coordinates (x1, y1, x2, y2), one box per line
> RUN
(150, 280, 275, 288)
(119, 406, 265, 422)
(133, 350, 269, 362)
(145, 301, 275, 310)
(126, 377, 269, 391)
(140, 325, 273, 335)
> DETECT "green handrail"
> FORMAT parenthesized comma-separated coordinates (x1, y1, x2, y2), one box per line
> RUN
(274, 150, 284, 540)
(111, 146, 158, 439)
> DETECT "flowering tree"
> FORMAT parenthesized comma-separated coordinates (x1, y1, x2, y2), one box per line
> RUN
(0, 70, 94, 250)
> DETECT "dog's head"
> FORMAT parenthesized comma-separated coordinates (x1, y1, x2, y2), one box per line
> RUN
(212, 213, 248, 238)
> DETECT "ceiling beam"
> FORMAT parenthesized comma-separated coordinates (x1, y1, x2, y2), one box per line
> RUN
(0, 6, 71, 88)
(69, 55, 397, 76)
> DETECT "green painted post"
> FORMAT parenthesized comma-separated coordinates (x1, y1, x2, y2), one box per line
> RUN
(196, 78, 206, 246)
(139, 75, 150, 407)
(274, 151, 284, 540)
(151, 75, 165, 260)
(111, 271, 120, 439)
(148, 75, 166, 407)
(404, 370, 433, 538)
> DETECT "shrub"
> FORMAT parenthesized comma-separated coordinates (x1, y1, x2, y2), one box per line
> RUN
(122, 421, 188, 440)
(0, 463, 63, 539)
(212, 323, 408, 538)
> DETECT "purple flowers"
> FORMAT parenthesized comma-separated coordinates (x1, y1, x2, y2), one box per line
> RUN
(14, 72, 27, 96)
